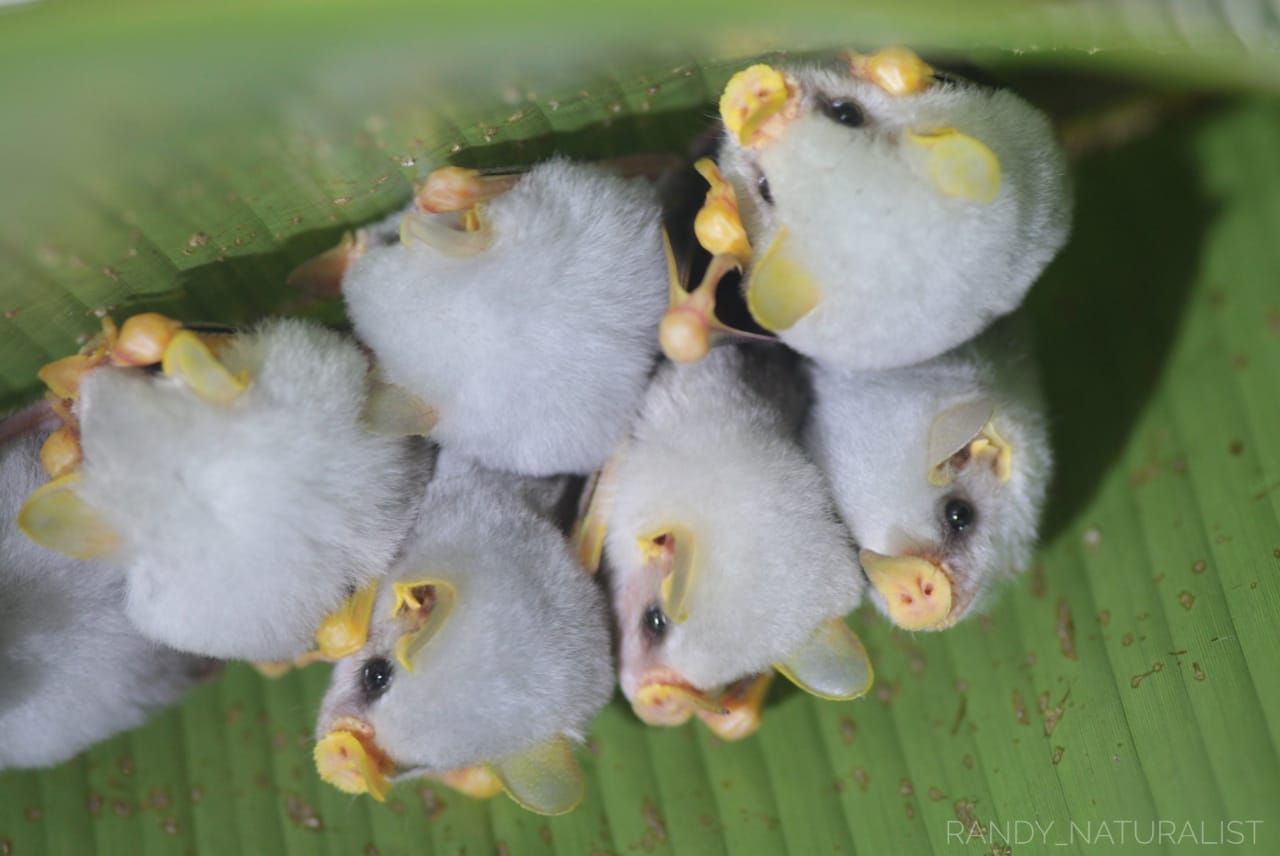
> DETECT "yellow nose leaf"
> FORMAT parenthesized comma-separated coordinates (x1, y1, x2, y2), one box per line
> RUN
(908, 128, 1002, 204)
(314, 730, 393, 801)
(635, 682, 726, 723)
(161, 331, 246, 405)
(17, 473, 118, 560)
(720, 64, 792, 147)
(860, 550, 956, 631)
(847, 46, 934, 95)
(745, 228, 821, 332)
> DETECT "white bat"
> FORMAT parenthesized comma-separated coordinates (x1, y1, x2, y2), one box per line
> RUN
(698, 47, 1070, 371)
(314, 451, 614, 815)
(18, 317, 426, 662)
(804, 318, 1052, 630)
(579, 345, 871, 740)
(333, 157, 669, 476)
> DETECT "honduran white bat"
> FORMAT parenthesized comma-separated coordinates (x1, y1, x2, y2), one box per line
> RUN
(18, 317, 427, 662)
(804, 318, 1052, 630)
(314, 451, 614, 815)
(579, 346, 871, 739)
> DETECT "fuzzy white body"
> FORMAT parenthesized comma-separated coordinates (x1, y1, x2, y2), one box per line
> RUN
(719, 61, 1071, 370)
(317, 454, 614, 774)
(604, 347, 863, 696)
(75, 320, 425, 661)
(805, 321, 1051, 622)
(0, 432, 215, 769)
(343, 159, 669, 476)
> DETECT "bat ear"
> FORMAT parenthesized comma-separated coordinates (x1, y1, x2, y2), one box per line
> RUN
(719, 63, 793, 147)
(745, 228, 821, 332)
(927, 398, 1013, 485)
(17, 474, 119, 559)
(906, 128, 1002, 204)
(161, 330, 246, 405)
(490, 735, 585, 816)
(361, 380, 438, 436)
(773, 618, 874, 701)
(569, 462, 616, 574)
(399, 211, 493, 257)
(391, 579, 456, 671)
(639, 524, 697, 623)
(313, 579, 380, 659)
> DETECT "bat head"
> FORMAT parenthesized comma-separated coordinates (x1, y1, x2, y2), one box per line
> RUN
(806, 324, 1051, 630)
(716, 48, 1071, 370)
(602, 349, 868, 729)
(315, 464, 614, 814)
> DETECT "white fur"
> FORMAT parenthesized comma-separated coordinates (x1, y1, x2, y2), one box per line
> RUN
(317, 453, 614, 774)
(804, 319, 1051, 623)
(603, 346, 862, 696)
(343, 158, 669, 476)
(0, 432, 216, 769)
(719, 60, 1071, 370)
(75, 319, 426, 661)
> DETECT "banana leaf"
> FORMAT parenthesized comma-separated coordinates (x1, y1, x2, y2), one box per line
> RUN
(2, 1, 1279, 853)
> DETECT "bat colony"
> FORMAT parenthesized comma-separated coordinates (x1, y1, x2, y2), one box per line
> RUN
(0, 48, 1070, 815)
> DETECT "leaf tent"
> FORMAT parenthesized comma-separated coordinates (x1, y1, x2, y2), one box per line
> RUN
(2, 1, 1279, 854)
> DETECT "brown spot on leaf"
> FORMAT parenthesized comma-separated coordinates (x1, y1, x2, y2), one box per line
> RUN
(838, 716, 856, 744)
(928, 787, 944, 802)
(187, 232, 209, 248)
(1013, 689, 1029, 725)
(1193, 662, 1206, 681)
(283, 793, 322, 830)
(1130, 661, 1164, 689)
(111, 800, 132, 818)
(1056, 598, 1076, 660)
(954, 799, 985, 837)
(160, 816, 179, 836)
(899, 778, 914, 795)
(1229, 440, 1244, 456)
(642, 799, 667, 844)
(1052, 746, 1065, 765)
(1193, 560, 1206, 574)
(963, 755, 974, 769)
(332, 196, 352, 206)
(539, 827, 553, 845)
(1178, 591, 1195, 610)
(1029, 563, 1046, 598)
(419, 786, 445, 821)
(852, 768, 870, 792)
(1040, 689, 1069, 737)
(1098, 609, 1112, 625)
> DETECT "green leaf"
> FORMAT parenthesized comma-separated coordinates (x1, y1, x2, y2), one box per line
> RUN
(3, 2, 1280, 854)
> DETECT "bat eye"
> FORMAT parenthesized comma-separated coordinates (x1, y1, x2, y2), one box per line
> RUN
(641, 605, 669, 640)
(757, 173, 774, 205)
(361, 657, 394, 700)
(819, 97, 864, 128)
(944, 497, 975, 534)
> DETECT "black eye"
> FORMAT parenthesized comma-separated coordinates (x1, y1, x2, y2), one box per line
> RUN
(361, 657, 394, 700)
(944, 498, 975, 534)
(641, 605, 668, 640)
(820, 97, 864, 128)
(757, 172, 774, 205)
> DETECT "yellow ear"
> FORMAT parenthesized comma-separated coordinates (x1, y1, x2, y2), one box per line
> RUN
(17, 474, 119, 559)
(490, 736, 585, 816)
(391, 579, 457, 671)
(314, 579, 380, 659)
(907, 128, 1002, 204)
(399, 211, 492, 257)
(745, 228, 821, 332)
(640, 524, 696, 623)
(161, 330, 246, 405)
(773, 618, 874, 701)
(569, 461, 616, 574)
(360, 380, 438, 436)
(928, 400, 1014, 486)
